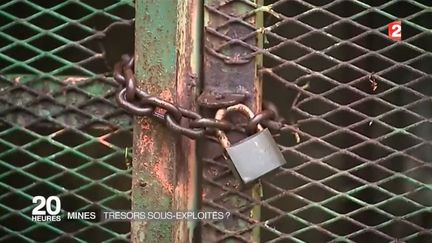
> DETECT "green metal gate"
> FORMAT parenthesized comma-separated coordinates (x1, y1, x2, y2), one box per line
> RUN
(201, 0, 432, 242)
(1, 0, 432, 242)
(0, 1, 134, 242)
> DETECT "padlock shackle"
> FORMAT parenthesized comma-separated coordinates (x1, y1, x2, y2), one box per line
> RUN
(215, 108, 231, 149)
(215, 104, 263, 149)
(224, 104, 263, 131)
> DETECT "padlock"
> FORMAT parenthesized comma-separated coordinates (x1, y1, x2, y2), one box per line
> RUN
(215, 104, 287, 184)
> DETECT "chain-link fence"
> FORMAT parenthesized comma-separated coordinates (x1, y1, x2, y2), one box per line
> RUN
(202, 0, 432, 242)
(0, 1, 134, 242)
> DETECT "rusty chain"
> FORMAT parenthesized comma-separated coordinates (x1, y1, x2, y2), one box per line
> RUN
(113, 54, 288, 139)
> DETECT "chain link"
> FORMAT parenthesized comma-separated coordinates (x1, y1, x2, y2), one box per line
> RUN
(113, 54, 288, 139)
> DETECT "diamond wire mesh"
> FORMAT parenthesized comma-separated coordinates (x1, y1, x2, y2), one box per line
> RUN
(0, 1, 134, 242)
(202, 0, 432, 242)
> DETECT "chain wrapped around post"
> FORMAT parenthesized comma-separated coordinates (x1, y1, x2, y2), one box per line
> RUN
(113, 54, 289, 139)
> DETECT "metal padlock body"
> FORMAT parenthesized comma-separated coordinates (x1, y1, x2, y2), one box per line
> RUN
(226, 128, 286, 184)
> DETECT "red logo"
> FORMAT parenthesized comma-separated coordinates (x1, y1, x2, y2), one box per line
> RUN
(388, 21, 402, 41)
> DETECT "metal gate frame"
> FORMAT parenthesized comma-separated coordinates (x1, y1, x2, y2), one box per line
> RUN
(132, 0, 432, 242)
(1, 0, 430, 242)
(131, 0, 263, 242)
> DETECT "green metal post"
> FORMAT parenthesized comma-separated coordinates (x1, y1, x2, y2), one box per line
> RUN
(132, 0, 178, 242)
(132, 0, 201, 242)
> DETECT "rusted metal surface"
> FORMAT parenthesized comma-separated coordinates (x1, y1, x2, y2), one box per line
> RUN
(197, 90, 247, 109)
(203, 1, 257, 110)
(201, 0, 263, 241)
(173, 0, 203, 242)
(132, 0, 178, 242)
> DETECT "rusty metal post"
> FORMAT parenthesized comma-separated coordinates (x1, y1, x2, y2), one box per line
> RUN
(201, 0, 264, 241)
(132, 0, 201, 242)
(174, 0, 203, 242)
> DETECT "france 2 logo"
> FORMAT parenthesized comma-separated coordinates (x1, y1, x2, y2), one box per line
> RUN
(388, 21, 402, 41)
